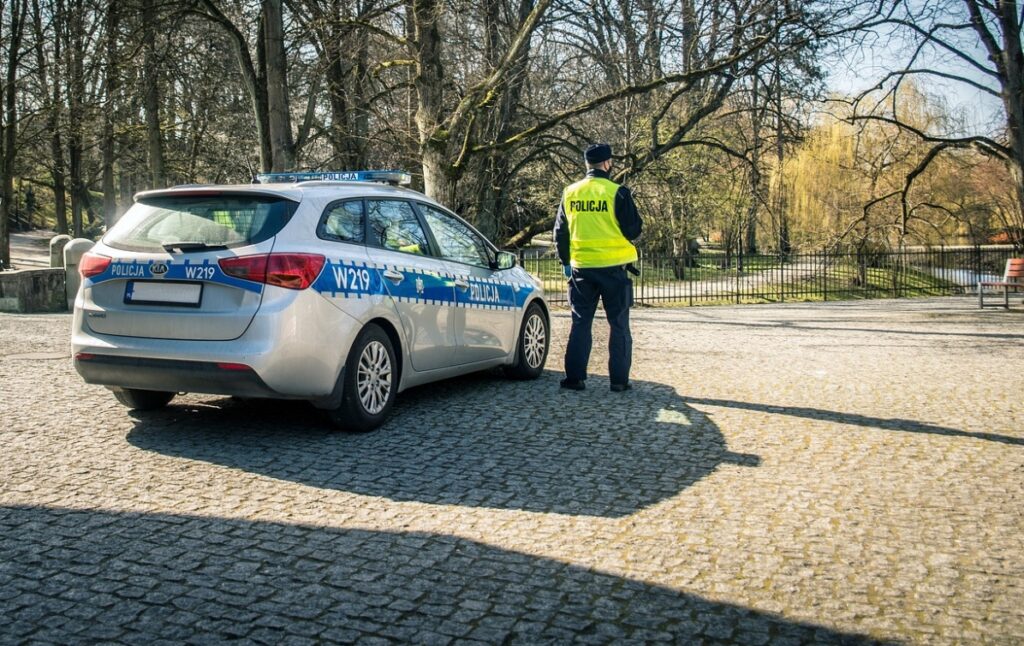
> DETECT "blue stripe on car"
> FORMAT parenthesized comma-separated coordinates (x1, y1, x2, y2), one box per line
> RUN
(313, 260, 534, 310)
(88, 258, 534, 308)
(87, 259, 264, 293)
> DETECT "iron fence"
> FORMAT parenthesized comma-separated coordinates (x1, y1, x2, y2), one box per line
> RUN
(521, 246, 1021, 307)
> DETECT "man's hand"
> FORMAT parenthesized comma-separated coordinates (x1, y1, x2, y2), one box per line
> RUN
(563, 265, 572, 279)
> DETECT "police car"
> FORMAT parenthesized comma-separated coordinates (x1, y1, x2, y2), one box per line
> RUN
(71, 170, 550, 432)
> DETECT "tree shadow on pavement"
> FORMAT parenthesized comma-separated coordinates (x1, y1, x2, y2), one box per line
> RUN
(0, 505, 886, 644)
(127, 371, 758, 518)
(683, 396, 1024, 446)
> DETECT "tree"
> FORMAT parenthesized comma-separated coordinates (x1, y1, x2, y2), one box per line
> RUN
(505, 0, 835, 254)
(288, 0, 381, 169)
(1, 0, 28, 267)
(783, 83, 1004, 249)
(100, 0, 119, 224)
(848, 0, 1024, 250)
(187, 0, 294, 172)
(29, 0, 68, 235)
(262, 0, 294, 170)
(143, 0, 166, 188)
(0, 0, 911, 261)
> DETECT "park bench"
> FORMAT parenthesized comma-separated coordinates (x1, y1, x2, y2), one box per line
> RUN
(978, 258, 1024, 309)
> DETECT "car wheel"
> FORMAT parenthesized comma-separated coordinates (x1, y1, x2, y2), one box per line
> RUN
(112, 388, 175, 410)
(327, 323, 397, 432)
(505, 302, 548, 380)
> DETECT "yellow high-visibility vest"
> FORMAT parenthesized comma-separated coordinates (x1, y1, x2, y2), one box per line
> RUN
(563, 177, 638, 268)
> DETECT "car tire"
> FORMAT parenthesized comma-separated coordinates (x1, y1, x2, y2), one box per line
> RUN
(327, 323, 397, 432)
(112, 388, 175, 411)
(504, 302, 549, 380)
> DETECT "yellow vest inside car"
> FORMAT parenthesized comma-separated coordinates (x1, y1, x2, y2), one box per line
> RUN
(563, 177, 638, 268)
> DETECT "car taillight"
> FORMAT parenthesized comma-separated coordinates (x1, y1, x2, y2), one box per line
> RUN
(266, 253, 325, 289)
(79, 253, 112, 278)
(218, 253, 325, 290)
(219, 254, 269, 283)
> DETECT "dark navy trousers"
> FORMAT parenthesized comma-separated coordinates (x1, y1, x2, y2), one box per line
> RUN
(564, 265, 633, 385)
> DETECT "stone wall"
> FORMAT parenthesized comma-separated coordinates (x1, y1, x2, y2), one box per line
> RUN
(0, 269, 67, 313)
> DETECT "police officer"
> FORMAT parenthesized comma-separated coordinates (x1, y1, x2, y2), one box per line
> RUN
(553, 143, 642, 392)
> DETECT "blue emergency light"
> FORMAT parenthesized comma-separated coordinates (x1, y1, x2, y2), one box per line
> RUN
(256, 170, 412, 186)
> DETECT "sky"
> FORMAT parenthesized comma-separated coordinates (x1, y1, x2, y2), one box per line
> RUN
(821, 8, 1006, 137)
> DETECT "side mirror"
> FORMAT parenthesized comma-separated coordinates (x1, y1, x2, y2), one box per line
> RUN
(495, 250, 517, 270)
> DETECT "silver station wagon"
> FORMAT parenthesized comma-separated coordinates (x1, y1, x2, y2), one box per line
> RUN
(72, 171, 550, 431)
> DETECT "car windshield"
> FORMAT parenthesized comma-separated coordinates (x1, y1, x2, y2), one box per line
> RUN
(104, 194, 299, 253)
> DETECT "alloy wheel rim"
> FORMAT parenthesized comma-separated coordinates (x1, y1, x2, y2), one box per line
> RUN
(357, 340, 392, 415)
(523, 314, 546, 368)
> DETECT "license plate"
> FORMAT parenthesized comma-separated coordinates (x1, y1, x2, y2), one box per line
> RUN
(125, 280, 203, 307)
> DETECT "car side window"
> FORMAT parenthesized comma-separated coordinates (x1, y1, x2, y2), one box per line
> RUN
(420, 205, 492, 268)
(367, 200, 430, 255)
(319, 200, 364, 243)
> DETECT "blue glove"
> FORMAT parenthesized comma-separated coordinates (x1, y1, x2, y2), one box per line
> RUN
(563, 265, 572, 279)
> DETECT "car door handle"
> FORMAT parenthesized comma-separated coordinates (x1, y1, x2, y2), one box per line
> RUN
(453, 279, 470, 289)
(383, 269, 404, 282)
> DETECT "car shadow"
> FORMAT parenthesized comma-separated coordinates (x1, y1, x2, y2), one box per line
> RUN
(0, 505, 885, 644)
(126, 371, 759, 518)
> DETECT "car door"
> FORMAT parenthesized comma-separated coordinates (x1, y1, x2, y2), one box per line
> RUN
(417, 204, 516, 365)
(366, 198, 456, 372)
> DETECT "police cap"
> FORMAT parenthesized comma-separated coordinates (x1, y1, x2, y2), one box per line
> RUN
(584, 143, 612, 164)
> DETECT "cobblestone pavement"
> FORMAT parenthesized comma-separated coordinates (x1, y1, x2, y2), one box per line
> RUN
(1, 297, 1022, 644)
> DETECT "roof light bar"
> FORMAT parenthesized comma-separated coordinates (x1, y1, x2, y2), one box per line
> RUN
(256, 170, 412, 186)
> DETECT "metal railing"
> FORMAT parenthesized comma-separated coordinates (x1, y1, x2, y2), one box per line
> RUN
(521, 246, 1021, 307)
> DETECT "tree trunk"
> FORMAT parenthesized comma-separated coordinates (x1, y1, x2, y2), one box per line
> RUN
(472, 0, 534, 239)
(1007, 158, 1024, 251)
(196, 0, 272, 171)
(263, 0, 293, 171)
(422, 143, 457, 207)
(681, 0, 696, 74)
(51, 121, 67, 234)
(411, 0, 469, 205)
(143, 0, 164, 188)
(118, 165, 132, 211)
(351, 28, 370, 166)
(324, 36, 364, 168)
(1, 1, 7, 268)
(472, 0, 504, 235)
(412, 0, 450, 200)
(69, 143, 83, 236)
(745, 167, 759, 255)
(745, 75, 761, 255)
(101, 0, 119, 225)
(774, 71, 790, 258)
(67, 0, 84, 236)
(32, 0, 67, 234)
(1, 0, 28, 267)
(997, 7, 1024, 252)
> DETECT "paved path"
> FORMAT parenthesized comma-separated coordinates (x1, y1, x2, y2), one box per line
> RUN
(1, 298, 1022, 644)
(5, 230, 55, 270)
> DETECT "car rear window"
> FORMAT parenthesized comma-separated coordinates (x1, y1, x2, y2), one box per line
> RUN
(104, 194, 299, 253)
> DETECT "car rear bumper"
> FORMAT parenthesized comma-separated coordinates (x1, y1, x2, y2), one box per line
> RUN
(74, 354, 284, 399)
(71, 287, 363, 398)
